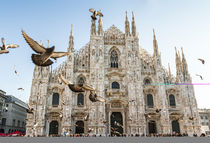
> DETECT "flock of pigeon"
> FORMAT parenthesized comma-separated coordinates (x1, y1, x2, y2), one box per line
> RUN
(196, 58, 205, 80)
(20, 9, 107, 132)
(0, 8, 206, 135)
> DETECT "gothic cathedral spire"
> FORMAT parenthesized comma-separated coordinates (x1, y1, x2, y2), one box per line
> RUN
(125, 11, 130, 36)
(153, 29, 159, 57)
(98, 16, 103, 35)
(181, 47, 189, 78)
(68, 24, 74, 53)
(131, 11, 137, 37)
(91, 19, 96, 35)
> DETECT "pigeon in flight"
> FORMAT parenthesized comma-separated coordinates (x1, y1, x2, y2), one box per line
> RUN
(22, 30, 71, 66)
(89, 8, 103, 20)
(0, 38, 19, 54)
(198, 58, 205, 64)
(155, 109, 161, 113)
(114, 121, 123, 128)
(88, 128, 93, 133)
(58, 74, 95, 92)
(26, 103, 34, 114)
(84, 114, 89, 121)
(102, 120, 108, 124)
(17, 88, 24, 91)
(196, 74, 203, 80)
(14, 65, 18, 75)
(89, 91, 106, 103)
(189, 117, 194, 120)
(129, 100, 135, 103)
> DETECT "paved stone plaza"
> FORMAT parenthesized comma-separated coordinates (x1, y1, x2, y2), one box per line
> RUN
(0, 137, 210, 143)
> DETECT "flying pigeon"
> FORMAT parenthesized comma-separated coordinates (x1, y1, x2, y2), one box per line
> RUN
(189, 117, 194, 120)
(89, 8, 103, 20)
(17, 88, 24, 91)
(114, 121, 123, 128)
(156, 109, 161, 113)
(198, 58, 205, 64)
(0, 38, 19, 54)
(22, 30, 71, 66)
(89, 91, 106, 103)
(84, 114, 89, 121)
(58, 74, 95, 92)
(26, 103, 34, 114)
(59, 112, 63, 118)
(196, 74, 203, 80)
(102, 120, 108, 124)
(88, 128, 93, 133)
(14, 65, 18, 75)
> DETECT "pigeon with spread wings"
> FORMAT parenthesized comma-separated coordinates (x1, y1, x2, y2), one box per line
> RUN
(196, 74, 203, 80)
(89, 8, 103, 20)
(17, 88, 24, 91)
(22, 30, 71, 66)
(198, 58, 205, 64)
(26, 103, 34, 114)
(0, 38, 19, 54)
(58, 74, 95, 92)
(89, 91, 106, 103)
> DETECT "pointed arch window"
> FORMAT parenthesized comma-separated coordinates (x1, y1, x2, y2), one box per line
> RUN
(112, 82, 120, 89)
(77, 93, 84, 106)
(110, 50, 118, 68)
(144, 78, 151, 85)
(147, 94, 154, 108)
(52, 93, 59, 106)
(169, 94, 176, 107)
(78, 77, 85, 85)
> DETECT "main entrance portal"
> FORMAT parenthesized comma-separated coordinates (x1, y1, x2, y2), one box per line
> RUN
(148, 121, 157, 134)
(49, 120, 58, 135)
(110, 112, 123, 136)
(75, 121, 84, 134)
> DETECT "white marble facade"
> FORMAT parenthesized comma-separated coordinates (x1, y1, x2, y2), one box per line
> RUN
(26, 12, 201, 137)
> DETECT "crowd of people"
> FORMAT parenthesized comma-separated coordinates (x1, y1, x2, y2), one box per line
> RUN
(45, 132, 208, 137)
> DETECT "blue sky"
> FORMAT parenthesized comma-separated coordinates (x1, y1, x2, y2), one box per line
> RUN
(0, 0, 210, 108)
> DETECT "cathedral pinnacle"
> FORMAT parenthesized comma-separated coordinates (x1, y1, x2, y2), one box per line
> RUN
(181, 47, 189, 76)
(91, 19, 96, 35)
(131, 11, 137, 37)
(68, 24, 74, 53)
(125, 11, 130, 36)
(98, 15, 103, 35)
(168, 63, 172, 81)
(153, 29, 159, 57)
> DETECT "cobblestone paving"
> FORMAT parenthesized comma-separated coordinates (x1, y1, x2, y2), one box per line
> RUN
(0, 137, 209, 143)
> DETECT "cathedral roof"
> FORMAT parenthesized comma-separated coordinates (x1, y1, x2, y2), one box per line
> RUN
(139, 48, 153, 64)
(104, 25, 125, 45)
(104, 25, 124, 35)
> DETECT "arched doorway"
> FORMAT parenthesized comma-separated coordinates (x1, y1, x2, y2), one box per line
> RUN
(148, 121, 157, 134)
(49, 120, 59, 135)
(75, 121, 84, 134)
(110, 112, 123, 136)
(172, 120, 180, 133)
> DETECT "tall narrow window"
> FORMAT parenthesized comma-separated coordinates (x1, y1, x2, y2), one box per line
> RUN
(112, 82, 120, 89)
(144, 78, 151, 85)
(77, 93, 84, 106)
(169, 94, 176, 107)
(78, 77, 85, 85)
(52, 93, 59, 106)
(2, 118, 6, 126)
(110, 50, 118, 68)
(147, 94, 154, 108)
